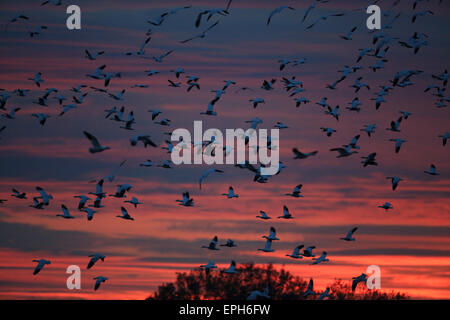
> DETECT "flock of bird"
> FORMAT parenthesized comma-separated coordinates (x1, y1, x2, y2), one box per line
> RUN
(0, 0, 448, 299)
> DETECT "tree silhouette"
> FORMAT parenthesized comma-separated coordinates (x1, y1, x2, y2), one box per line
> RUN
(147, 263, 408, 300)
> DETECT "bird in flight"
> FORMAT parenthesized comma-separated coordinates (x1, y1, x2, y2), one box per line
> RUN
(32, 259, 51, 275)
(340, 227, 358, 241)
(267, 6, 295, 26)
(83, 131, 110, 153)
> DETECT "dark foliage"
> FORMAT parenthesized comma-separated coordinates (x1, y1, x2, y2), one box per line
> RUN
(147, 263, 409, 300)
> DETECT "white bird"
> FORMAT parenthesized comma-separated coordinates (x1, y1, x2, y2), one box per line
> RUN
(245, 117, 263, 130)
(320, 127, 336, 137)
(83, 131, 110, 153)
(93, 276, 108, 291)
(71, 84, 87, 93)
(325, 105, 340, 121)
(83, 208, 97, 221)
(316, 97, 330, 108)
(130, 135, 157, 148)
(11, 188, 27, 199)
(200, 261, 217, 274)
(258, 238, 274, 252)
(400, 110, 412, 119)
(306, 12, 345, 30)
(304, 279, 316, 297)
(261, 79, 276, 90)
(292, 148, 318, 159)
(36, 186, 53, 205)
(170, 67, 185, 78)
(2, 107, 20, 120)
(274, 122, 289, 129)
(108, 89, 125, 100)
(224, 260, 238, 274)
(162, 140, 174, 153)
(318, 288, 333, 300)
(386, 117, 403, 132)
(247, 286, 270, 300)
(117, 206, 134, 220)
(278, 58, 292, 71)
(32, 113, 50, 126)
(412, 10, 433, 23)
(167, 79, 181, 88)
(312, 251, 329, 265)
(222, 186, 239, 198)
(5, 14, 29, 31)
(29, 197, 44, 210)
(56, 204, 74, 219)
(348, 135, 361, 150)
(32, 259, 51, 275)
(340, 227, 358, 241)
(256, 210, 271, 220)
(29, 25, 47, 37)
(278, 205, 293, 219)
(0, 93, 11, 109)
(301, 0, 328, 23)
(85, 49, 105, 60)
(432, 69, 449, 86)
(371, 94, 387, 109)
(195, 8, 228, 28)
(340, 26, 357, 40)
(389, 138, 407, 153)
(362, 153, 378, 167)
(199, 168, 224, 189)
(302, 246, 316, 257)
(124, 196, 143, 208)
(295, 97, 310, 107)
(285, 184, 303, 198)
(387, 176, 403, 191)
(378, 202, 393, 211)
(249, 98, 265, 108)
(41, 0, 62, 6)
(152, 50, 173, 63)
(148, 109, 162, 120)
(110, 183, 132, 198)
(352, 273, 368, 291)
(361, 124, 377, 137)
(86, 65, 106, 79)
(103, 71, 121, 87)
(187, 82, 200, 92)
(286, 245, 304, 259)
(330, 145, 357, 158)
(263, 227, 279, 241)
(220, 239, 237, 248)
(87, 254, 105, 269)
(424, 164, 439, 176)
(200, 101, 218, 116)
(176, 192, 194, 207)
(125, 36, 151, 56)
(89, 197, 104, 209)
(438, 132, 450, 146)
(346, 98, 362, 112)
(148, 6, 192, 26)
(59, 104, 77, 116)
(267, 6, 295, 25)
(369, 59, 387, 72)
(89, 179, 105, 199)
(180, 21, 219, 43)
(145, 70, 160, 77)
(201, 236, 219, 250)
(155, 118, 171, 126)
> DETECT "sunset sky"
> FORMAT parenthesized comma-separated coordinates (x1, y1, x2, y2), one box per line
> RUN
(0, 0, 449, 299)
